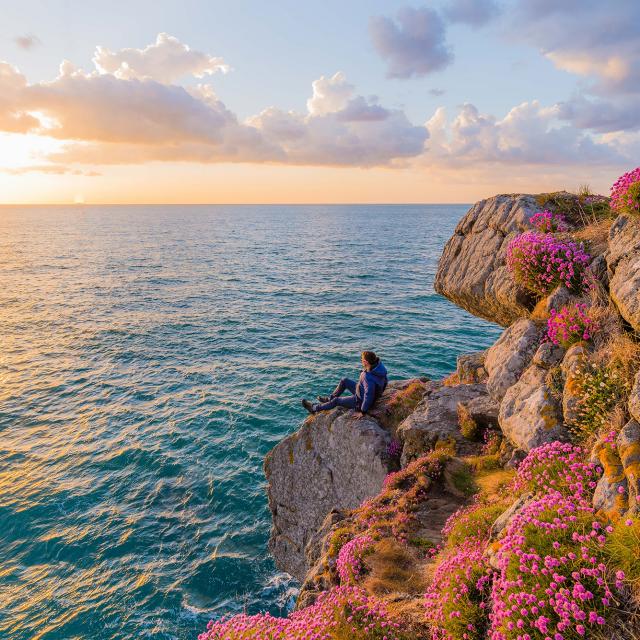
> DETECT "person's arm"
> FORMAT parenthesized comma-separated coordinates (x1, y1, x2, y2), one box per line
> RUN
(359, 374, 375, 414)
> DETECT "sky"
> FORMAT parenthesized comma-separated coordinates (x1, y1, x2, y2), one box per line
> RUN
(0, 0, 638, 204)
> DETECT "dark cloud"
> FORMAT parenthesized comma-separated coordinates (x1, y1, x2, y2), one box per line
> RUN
(369, 7, 453, 78)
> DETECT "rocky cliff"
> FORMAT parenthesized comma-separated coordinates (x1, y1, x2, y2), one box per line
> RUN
(258, 190, 640, 639)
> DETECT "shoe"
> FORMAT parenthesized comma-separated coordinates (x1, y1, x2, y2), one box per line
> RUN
(301, 399, 316, 414)
(317, 395, 330, 403)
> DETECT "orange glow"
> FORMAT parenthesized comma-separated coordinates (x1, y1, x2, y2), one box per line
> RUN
(0, 155, 617, 205)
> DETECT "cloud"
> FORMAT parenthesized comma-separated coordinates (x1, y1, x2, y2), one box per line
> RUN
(1, 164, 100, 176)
(0, 31, 631, 174)
(0, 62, 41, 132)
(507, 1, 640, 135)
(369, 7, 453, 78)
(443, 0, 500, 26)
(556, 94, 640, 133)
(92, 32, 229, 83)
(14, 34, 41, 50)
(513, 1, 640, 97)
(4, 39, 425, 168)
(25, 65, 239, 145)
(248, 75, 428, 166)
(424, 101, 622, 166)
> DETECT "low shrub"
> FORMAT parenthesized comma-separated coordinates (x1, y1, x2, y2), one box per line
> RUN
(546, 303, 598, 348)
(604, 514, 640, 601)
(381, 381, 428, 430)
(530, 209, 568, 233)
(535, 191, 611, 227)
(569, 362, 632, 441)
(610, 167, 640, 216)
(506, 231, 593, 296)
(199, 585, 412, 639)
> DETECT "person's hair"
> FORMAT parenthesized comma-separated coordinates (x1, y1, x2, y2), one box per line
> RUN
(361, 351, 379, 366)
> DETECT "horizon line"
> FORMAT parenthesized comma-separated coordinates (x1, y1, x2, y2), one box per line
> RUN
(0, 201, 473, 207)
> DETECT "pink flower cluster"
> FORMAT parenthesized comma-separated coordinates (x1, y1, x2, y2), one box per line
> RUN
(424, 539, 492, 640)
(486, 442, 624, 639)
(386, 439, 402, 459)
(530, 210, 568, 233)
(506, 231, 593, 296)
(199, 585, 407, 639)
(610, 167, 640, 215)
(511, 441, 600, 499)
(337, 534, 375, 584)
(489, 490, 621, 640)
(546, 304, 598, 349)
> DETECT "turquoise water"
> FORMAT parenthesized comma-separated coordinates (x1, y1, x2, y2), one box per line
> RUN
(0, 205, 501, 640)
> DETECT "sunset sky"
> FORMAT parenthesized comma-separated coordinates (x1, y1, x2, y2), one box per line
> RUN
(0, 0, 637, 204)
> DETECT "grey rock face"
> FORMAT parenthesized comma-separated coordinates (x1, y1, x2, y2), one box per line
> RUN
(606, 215, 640, 331)
(434, 194, 542, 327)
(264, 410, 393, 581)
(457, 350, 488, 384)
(499, 364, 568, 451)
(296, 509, 345, 609)
(537, 286, 575, 316)
(485, 319, 543, 401)
(532, 341, 564, 369)
(397, 383, 488, 464)
(458, 394, 499, 429)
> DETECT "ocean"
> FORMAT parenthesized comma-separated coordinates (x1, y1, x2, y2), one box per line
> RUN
(0, 204, 501, 639)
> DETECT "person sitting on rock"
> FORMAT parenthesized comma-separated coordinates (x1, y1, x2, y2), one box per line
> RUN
(302, 351, 388, 417)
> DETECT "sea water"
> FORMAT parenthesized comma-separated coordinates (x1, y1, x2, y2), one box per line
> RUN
(0, 205, 501, 639)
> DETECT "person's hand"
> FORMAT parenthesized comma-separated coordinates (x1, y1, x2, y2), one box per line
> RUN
(354, 411, 366, 420)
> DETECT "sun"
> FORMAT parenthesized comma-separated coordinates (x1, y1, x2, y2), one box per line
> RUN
(73, 194, 85, 204)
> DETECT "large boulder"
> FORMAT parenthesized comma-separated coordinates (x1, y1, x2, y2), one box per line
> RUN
(434, 194, 543, 326)
(617, 420, 640, 515)
(397, 383, 489, 464)
(606, 215, 640, 332)
(264, 409, 393, 581)
(485, 319, 543, 401)
(498, 363, 568, 451)
(456, 350, 488, 384)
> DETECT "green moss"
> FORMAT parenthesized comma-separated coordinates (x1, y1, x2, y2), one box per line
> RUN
(448, 463, 477, 496)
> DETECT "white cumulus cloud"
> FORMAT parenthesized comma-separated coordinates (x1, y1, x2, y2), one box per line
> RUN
(92, 32, 229, 83)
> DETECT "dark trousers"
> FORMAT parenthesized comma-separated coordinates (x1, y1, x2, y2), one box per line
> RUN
(314, 377, 359, 411)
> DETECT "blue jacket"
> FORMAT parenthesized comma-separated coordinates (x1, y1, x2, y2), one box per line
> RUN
(356, 360, 388, 413)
